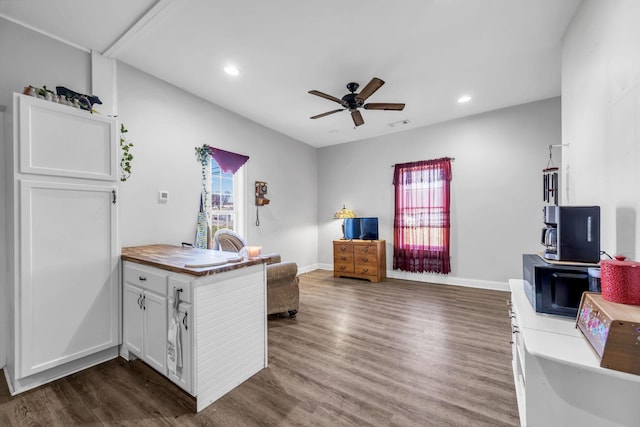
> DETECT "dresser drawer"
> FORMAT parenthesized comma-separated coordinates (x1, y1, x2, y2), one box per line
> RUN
(355, 264, 378, 276)
(355, 253, 378, 267)
(354, 245, 377, 256)
(124, 263, 168, 295)
(334, 262, 355, 274)
(334, 243, 354, 254)
(334, 252, 354, 264)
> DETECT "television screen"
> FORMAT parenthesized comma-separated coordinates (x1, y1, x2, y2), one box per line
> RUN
(344, 217, 378, 240)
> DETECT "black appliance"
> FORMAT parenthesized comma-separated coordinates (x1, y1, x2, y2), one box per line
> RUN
(541, 205, 600, 263)
(522, 253, 598, 317)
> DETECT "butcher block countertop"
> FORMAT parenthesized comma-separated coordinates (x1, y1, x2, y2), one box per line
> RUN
(121, 244, 267, 276)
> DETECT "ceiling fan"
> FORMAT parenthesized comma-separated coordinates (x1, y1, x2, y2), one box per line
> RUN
(308, 77, 405, 127)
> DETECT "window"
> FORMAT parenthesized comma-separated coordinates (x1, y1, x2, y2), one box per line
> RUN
(393, 158, 452, 274)
(209, 158, 237, 234)
(195, 145, 249, 246)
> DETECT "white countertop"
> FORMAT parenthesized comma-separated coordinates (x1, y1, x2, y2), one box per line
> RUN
(509, 279, 640, 383)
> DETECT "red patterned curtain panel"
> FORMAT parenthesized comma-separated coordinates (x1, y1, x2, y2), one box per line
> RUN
(393, 158, 452, 274)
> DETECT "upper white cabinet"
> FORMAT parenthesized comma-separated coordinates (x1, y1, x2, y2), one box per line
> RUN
(4, 93, 120, 395)
(18, 94, 117, 181)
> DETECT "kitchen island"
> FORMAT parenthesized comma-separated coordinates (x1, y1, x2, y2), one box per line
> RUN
(121, 244, 268, 412)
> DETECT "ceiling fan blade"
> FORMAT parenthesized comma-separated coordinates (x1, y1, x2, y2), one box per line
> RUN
(308, 90, 343, 104)
(310, 109, 344, 119)
(351, 110, 364, 127)
(364, 103, 405, 111)
(356, 77, 385, 101)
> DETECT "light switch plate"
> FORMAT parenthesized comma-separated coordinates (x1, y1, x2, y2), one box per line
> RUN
(158, 190, 169, 203)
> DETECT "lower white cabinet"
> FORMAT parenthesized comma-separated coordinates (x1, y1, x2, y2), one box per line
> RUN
(122, 264, 168, 375)
(120, 256, 267, 412)
(509, 279, 640, 427)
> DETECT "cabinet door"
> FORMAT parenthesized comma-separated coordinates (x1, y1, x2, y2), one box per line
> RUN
(17, 94, 117, 180)
(167, 302, 193, 394)
(18, 180, 118, 377)
(123, 283, 144, 358)
(143, 291, 167, 375)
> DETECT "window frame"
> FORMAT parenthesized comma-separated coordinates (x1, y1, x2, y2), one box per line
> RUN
(207, 156, 245, 238)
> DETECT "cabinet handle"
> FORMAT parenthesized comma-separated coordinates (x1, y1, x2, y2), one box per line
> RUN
(362, 257, 369, 262)
(138, 276, 147, 282)
(340, 247, 346, 252)
(137, 293, 142, 309)
(339, 266, 346, 271)
(142, 295, 146, 310)
(340, 256, 347, 261)
(512, 326, 519, 334)
(112, 189, 117, 204)
(363, 248, 369, 253)
(183, 311, 188, 330)
(362, 268, 369, 273)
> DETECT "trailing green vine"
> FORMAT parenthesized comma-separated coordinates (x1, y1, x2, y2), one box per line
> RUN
(120, 123, 134, 182)
(195, 144, 211, 213)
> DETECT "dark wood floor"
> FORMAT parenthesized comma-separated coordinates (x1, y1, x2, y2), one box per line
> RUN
(0, 270, 519, 426)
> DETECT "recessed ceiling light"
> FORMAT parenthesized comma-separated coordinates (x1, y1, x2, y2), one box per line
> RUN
(457, 95, 472, 103)
(388, 119, 410, 127)
(224, 65, 240, 76)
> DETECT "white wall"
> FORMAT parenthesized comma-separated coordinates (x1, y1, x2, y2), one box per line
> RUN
(562, 0, 640, 260)
(318, 98, 562, 287)
(116, 62, 318, 267)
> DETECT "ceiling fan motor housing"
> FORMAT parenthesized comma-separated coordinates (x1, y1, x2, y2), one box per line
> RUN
(341, 93, 364, 110)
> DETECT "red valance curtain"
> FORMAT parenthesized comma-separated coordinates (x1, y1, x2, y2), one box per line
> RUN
(393, 157, 452, 274)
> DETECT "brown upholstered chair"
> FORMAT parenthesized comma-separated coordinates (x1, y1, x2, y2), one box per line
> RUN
(212, 229, 299, 317)
(263, 254, 299, 318)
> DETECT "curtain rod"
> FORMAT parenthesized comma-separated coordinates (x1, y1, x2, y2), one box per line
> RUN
(390, 157, 455, 167)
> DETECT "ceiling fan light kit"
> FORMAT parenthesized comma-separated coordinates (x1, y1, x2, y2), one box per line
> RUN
(308, 77, 405, 127)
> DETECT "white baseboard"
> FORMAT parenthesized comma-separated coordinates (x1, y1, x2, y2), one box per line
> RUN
(386, 270, 509, 291)
(313, 265, 509, 292)
(297, 263, 321, 275)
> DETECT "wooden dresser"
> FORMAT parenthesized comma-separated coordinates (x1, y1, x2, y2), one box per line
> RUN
(333, 240, 386, 282)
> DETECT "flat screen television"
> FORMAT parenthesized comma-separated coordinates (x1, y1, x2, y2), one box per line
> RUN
(344, 217, 379, 240)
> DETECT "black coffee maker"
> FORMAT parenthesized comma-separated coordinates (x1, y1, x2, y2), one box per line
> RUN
(541, 206, 600, 263)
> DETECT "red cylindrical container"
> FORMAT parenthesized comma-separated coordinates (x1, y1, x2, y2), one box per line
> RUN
(600, 259, 640, 305)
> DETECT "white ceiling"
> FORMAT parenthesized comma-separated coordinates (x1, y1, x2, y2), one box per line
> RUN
(0, 0, 581, 148)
